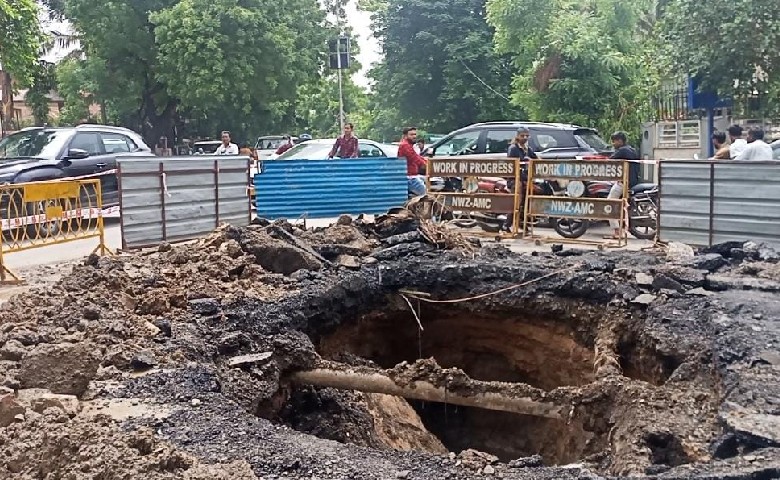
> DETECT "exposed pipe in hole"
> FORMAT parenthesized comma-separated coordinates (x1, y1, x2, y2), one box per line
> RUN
(290, 365, 565, 420)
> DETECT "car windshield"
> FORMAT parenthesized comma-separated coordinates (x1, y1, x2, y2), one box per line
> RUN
(256, 137, 287, 150)
(0, 129, 69, 160)
(194, 142, 221, 154)
(773, 144, 780, 160)
(277, 143, 335, 160)
(574, 129, 611, 152)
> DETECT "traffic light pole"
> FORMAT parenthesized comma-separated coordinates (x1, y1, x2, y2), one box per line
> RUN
(336, 39, 345, 133)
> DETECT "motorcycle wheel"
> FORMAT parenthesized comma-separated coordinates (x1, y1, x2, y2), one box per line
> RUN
(554, 218, 590, 239)
(628, 203, 658, 240)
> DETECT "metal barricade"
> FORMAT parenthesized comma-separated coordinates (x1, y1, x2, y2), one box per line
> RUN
(0, 178, 110, 284)
(524, 159, 629, 248)
(427, 156, 522, 237)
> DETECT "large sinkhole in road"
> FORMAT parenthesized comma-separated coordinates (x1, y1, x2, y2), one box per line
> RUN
(274, 296, 692, 468)
(301, 300, 612, 465)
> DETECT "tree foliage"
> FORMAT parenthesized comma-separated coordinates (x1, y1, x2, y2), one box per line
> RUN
(658, 0, 780, 113)
(25, 60, 56, 124)
(152, 0, 327, 140)
(58, 0, 331, 144)
(0, 0, 41, 83)
(363, 0, 518, 140)
(487, 0, 655, 137)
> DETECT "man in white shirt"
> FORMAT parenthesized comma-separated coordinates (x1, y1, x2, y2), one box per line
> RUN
(728, 124, 748, 159)
(735, 127, 774, 161)
(215, 131, 239, 155)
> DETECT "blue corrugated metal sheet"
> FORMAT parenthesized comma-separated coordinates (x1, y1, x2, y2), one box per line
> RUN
(255, 158, 407, 219)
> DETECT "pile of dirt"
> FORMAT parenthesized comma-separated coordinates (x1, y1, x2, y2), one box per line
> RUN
(0, 390, 258, 479)
(0, 218, 428, 394)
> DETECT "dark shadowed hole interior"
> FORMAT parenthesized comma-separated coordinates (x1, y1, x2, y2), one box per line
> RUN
(318, 306, 596, 391)
(412, 401, 595, 464)
(307, 304, 609, 463)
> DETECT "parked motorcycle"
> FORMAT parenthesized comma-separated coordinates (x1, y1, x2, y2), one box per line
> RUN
(553, 182, 658, 240)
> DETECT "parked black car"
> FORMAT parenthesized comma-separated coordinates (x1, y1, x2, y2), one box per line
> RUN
(0, 125, 152, 206)
(426, 121, 613, 159)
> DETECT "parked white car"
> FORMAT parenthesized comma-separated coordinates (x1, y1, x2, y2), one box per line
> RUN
(255, 135, 298, 161)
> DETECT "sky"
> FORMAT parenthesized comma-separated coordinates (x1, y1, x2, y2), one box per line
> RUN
(345, 1, 381, 89)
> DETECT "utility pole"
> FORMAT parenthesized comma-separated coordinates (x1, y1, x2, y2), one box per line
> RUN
(336, 39, 345, 133)
(329, 35, 350, 133)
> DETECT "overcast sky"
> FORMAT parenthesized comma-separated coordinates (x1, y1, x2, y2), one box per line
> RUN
(345, 1, 381, 89)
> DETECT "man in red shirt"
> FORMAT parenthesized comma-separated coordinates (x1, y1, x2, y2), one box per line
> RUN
(398, 127, 427, 196)
(275, 135, 294, 155)
(328, 123, 359, 159)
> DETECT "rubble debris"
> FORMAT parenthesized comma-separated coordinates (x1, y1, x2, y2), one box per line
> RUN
(0, 395, 25, 427)
(0, 221, 779, 479)
(228, 352, 273, 367)
(130, 350, 158, 371)
(19, 342, 99, 397)
(632, 293, 657, 305)
(666, 242, 695, 261)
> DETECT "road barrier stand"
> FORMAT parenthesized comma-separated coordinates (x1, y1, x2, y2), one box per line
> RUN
(426, 155, 522, 238)
(524, 159, 629, 249)
(0, 178, 111, 284)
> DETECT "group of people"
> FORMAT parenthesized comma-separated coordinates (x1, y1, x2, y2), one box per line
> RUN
(500, 127, 640, 237)
(710, 125, 774, 161)
(324, 123, 430, 195)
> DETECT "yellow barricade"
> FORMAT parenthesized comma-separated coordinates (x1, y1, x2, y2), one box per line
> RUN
(0, 178, 111, 284)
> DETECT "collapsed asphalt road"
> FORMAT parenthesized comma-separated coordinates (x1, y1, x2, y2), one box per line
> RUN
(0, 214, 779, 479)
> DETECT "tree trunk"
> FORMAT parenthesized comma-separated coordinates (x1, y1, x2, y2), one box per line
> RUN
(290, 367, 564, 419)
(141, 97, 178, 149)
(1, 71, 15, 134)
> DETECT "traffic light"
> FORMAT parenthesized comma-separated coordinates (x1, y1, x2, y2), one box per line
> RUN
(328, 36, 350, 70)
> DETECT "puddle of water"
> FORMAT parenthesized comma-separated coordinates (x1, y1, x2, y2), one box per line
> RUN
(80, 398, 171, 422)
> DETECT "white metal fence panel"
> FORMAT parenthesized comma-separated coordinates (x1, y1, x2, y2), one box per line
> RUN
(659, 160, 780, 248)
(117, 156, 251, 249)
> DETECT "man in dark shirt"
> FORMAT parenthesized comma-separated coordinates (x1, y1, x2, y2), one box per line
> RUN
(328, 123, 359, 159)
(607, 131, 640, 239)
(505, 127, 537, 231)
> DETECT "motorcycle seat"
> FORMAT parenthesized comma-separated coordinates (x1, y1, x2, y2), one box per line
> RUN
(630, 183, 656, 195)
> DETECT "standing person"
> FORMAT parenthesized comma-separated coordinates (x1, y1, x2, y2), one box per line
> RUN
(275, 135, 295, 155)
(328, 123, 359, 159)
(606, 131, 640, 240)
(239, 142, 253, 157)
(398, 127, 427, 196)
(735, 127, 774, 161)
(416, 139, 426, 155)
(215, 131, 239, 155)
(710, 131, 731, 160)
(728, 124, 748, 159)
(505, 127, 537, 232)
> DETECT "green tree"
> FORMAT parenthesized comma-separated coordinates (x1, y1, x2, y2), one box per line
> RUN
(152, 0, 328, 142)
(55, 56, 103, 125)
(25, 60, 56, 125)
(57, 0, 329, 145)
(362, 0, 518, 139)
(658, 0, 780, 115)
(0, 0, 43, 130)
(487, 0, 655, 138)
(60, 0, 179, 144)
